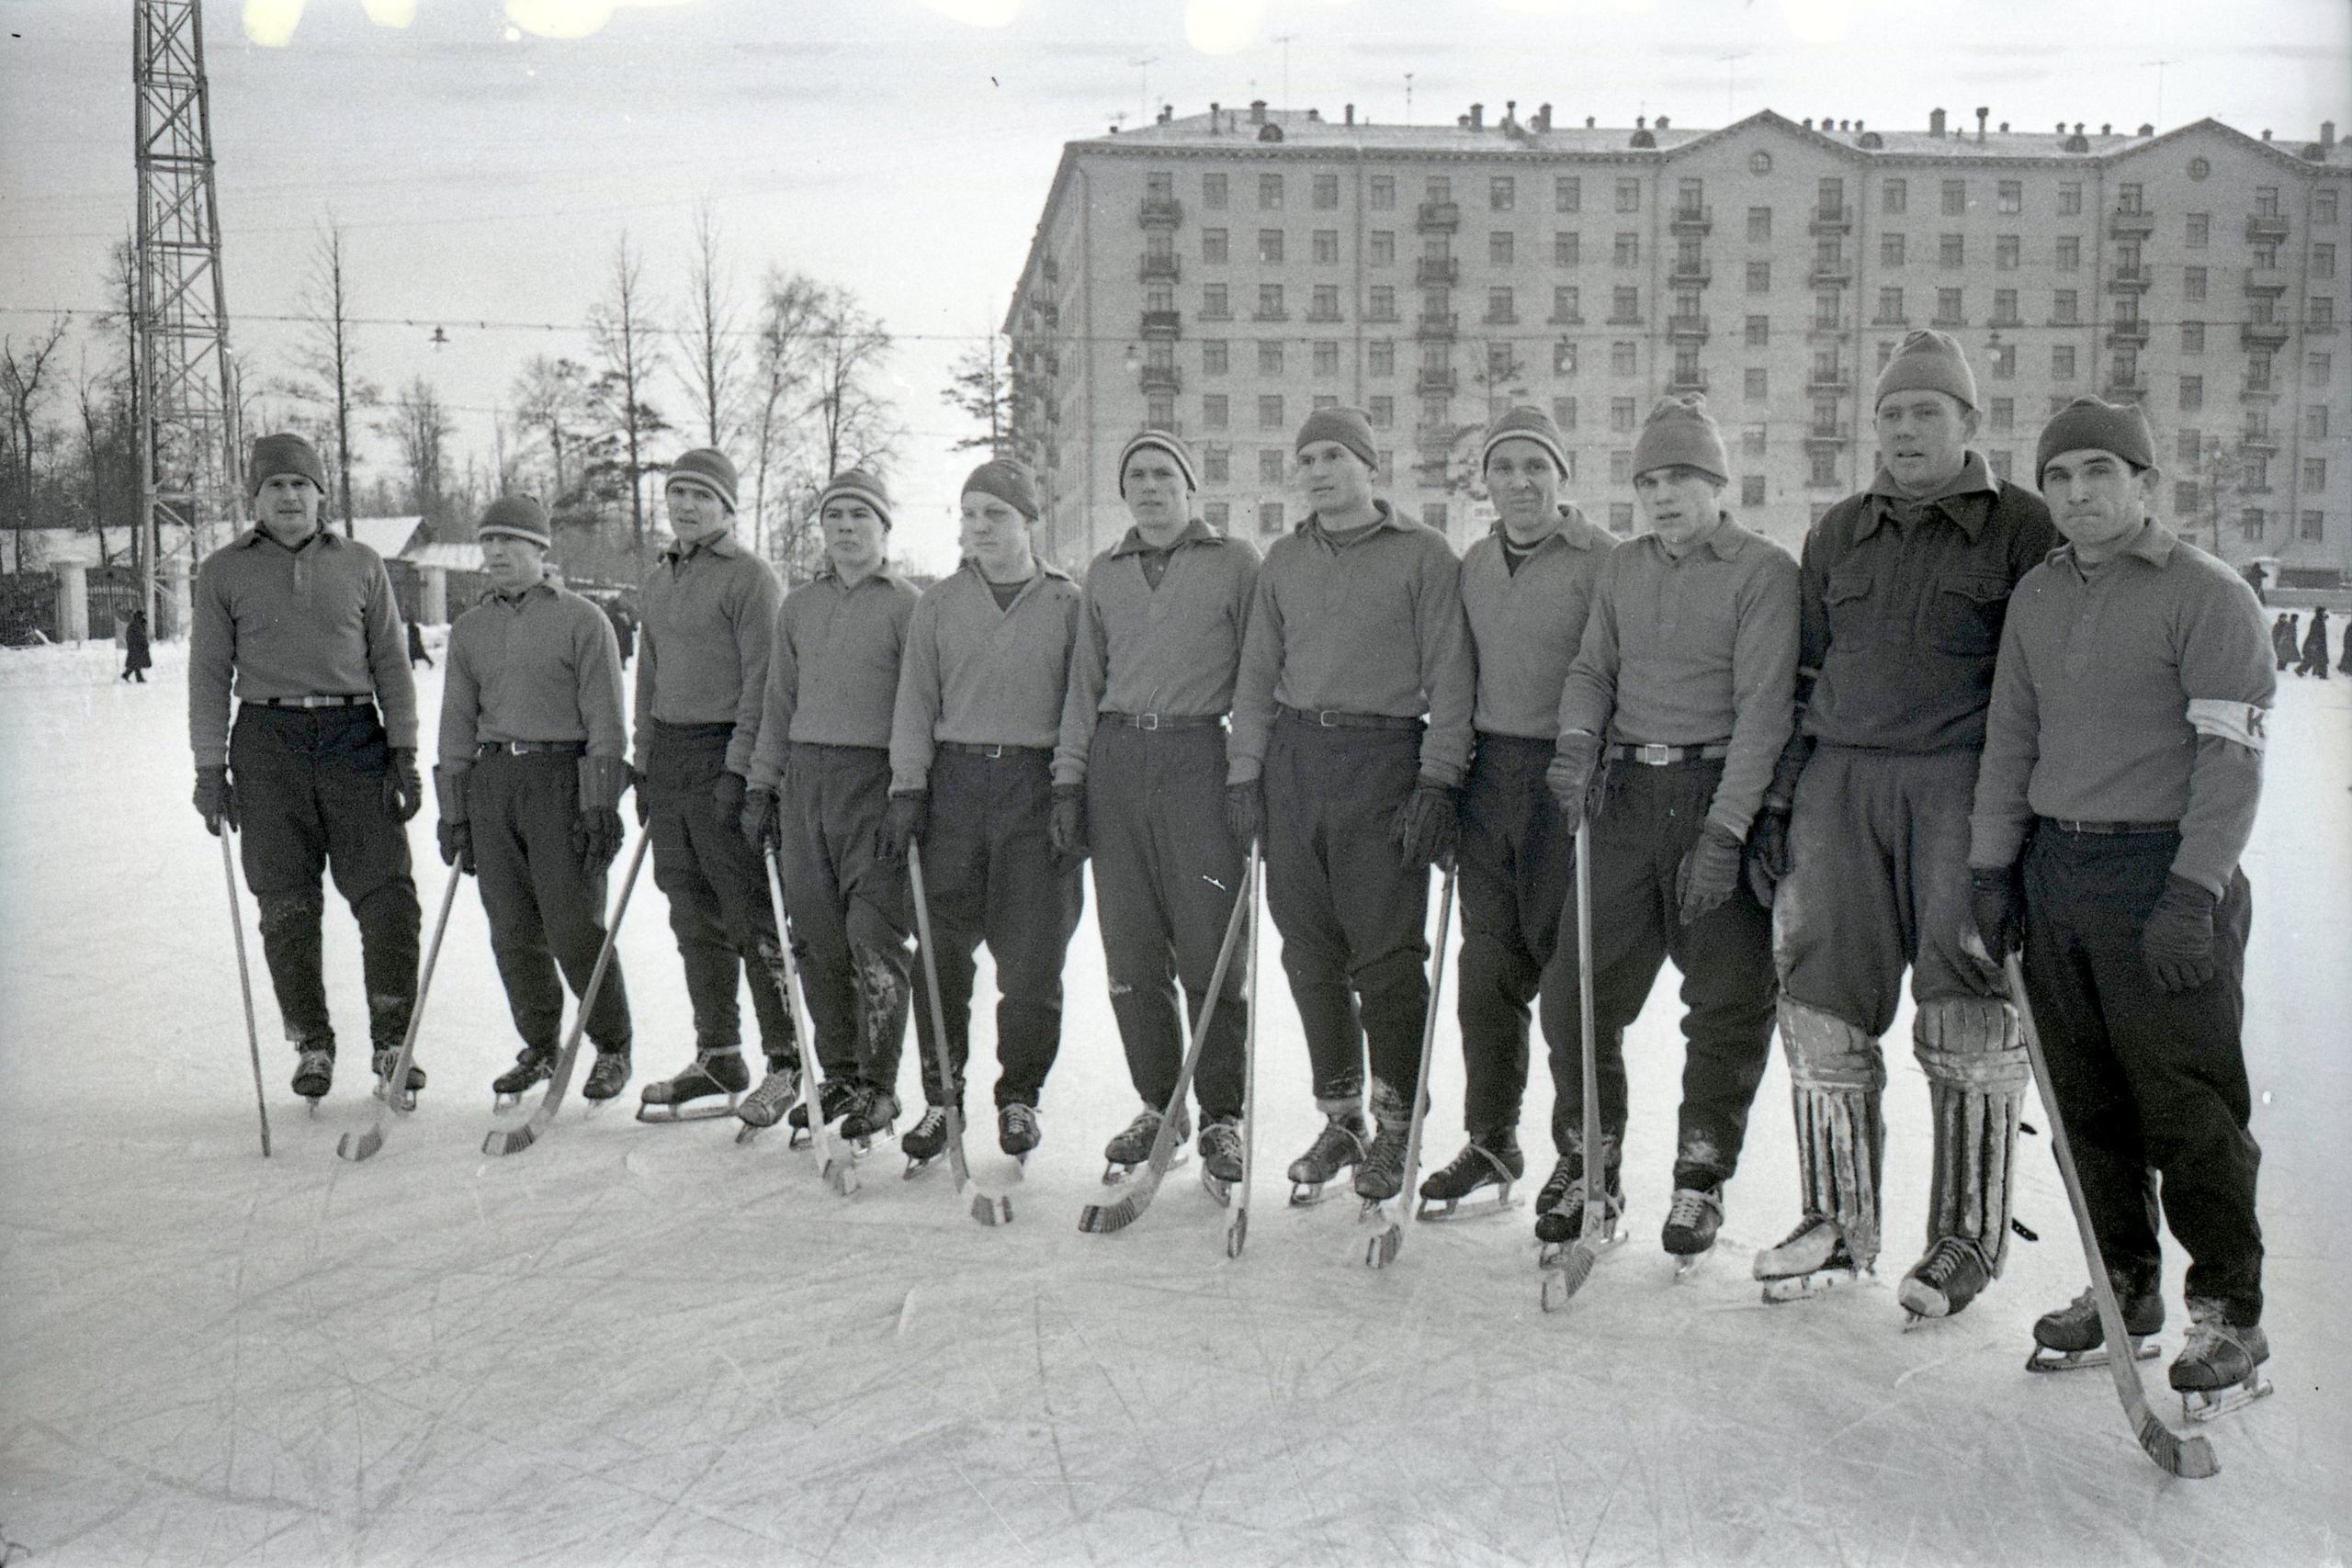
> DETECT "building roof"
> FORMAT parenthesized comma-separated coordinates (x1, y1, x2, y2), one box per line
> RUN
(351, 515, 424, 558)
(401, 541, 484, 572)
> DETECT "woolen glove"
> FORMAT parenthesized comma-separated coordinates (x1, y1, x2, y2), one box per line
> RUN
(384, 748, 424, 822)
(1048, 783, 1088, 863)
(877, 790, 928, 864)
(1745, 802, 1792, 908)
(712, 769, 747, 827)
(632, 765, 650, 827)
(438, 818, 476, 874)
(1968, 865, 2024, 961)
(741, 784, 780, 849)
(1675, 821, 1746, 926)
(1545, 731, 1606, 823)
(193, 765, 236, 835)
(1224, 781, 1263, 850)
(572, 807, 624, 873)
(1392, 779, 1462, 871)
(2141, 874, 2220, 993)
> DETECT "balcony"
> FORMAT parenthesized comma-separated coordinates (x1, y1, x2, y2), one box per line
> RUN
(1548, 310, 1585, 327)
(1140, 364, 1182, 395)
(1139, 195, 1182, 229)
(2244, 266, 2290, 296)
(1250, 305, 1290, 322)
(1417, 366, 1459, 395)
(1414, 423, 1455, 454)
(1668, 314, 1710, 342)
(2242, 321, 2291, 349)
(2102, 373, 2146, 399)
(2107, 209, 2157, 238)
(1416, 256, 1459, 286)
(1669, 259, 1713, 286)
(1306, 304, 1344, 323)
(1418, 200, 1461, 232)
(1872, 311, 1910, 328)
(1670, 204, 1713, 233)
(2242, 376, 2279, 399)
(1808, 366, 1850, 391)
(1483, 308, 1520, 326)
(2109, 265, 2151, 292)
(2106, 319, 2151, 347)
(1809, 260, 1853, 287)
(1140, 309, 1182, 339)
(1806, 431, 1848, 446)
(1036, 301, 1059, 331)
(2245, 213, 2290, 243)
(1415, 311, 1459, 340)
(1139, 254, 1181, 283)
(1667, 365, 1708, 393)
(1809, 204, 1853, 234)
(1040, 257, 1059, 284)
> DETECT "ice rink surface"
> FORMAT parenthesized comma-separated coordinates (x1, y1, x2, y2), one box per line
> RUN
(2, 637, 2346, 1568)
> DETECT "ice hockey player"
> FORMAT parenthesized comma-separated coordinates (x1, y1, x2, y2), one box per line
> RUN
(1748, 330, 2058, 1317)
(1544, 395, 1797, 1264)
(1053, 431, 1260, 1188)
(187, 432, 424, 1104)
(741, 469, 920, 1149)
(1226, 406, 1476, 1206)
(431, 495, 634, 1106)
(881, 458, 1086, 1165)
(1418, 407, 1611, 1218)
(1970, 396, 2275, 1413)
(629, 448, 798, 1124)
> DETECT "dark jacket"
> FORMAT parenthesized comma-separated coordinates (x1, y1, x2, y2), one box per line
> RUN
(2303, 609, 2332, 666)
(124, 609, 151, 671)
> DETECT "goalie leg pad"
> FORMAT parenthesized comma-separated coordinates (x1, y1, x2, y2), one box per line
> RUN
(1914, 995, 2029, 1277)
(1781, 998, 1886, 1270)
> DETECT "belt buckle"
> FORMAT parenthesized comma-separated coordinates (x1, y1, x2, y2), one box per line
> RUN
(1316, 710, 1339, 728)
(983, 743, 1005, 760)
(1634, 743, 1672, 766)
(1137, 712, 1160, 731)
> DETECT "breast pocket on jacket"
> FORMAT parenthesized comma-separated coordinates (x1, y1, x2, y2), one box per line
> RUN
(1926, 573, 2010, 658)
(1825, 569, 1880, 647)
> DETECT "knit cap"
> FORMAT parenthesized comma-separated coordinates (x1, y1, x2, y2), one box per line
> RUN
(1630, 395, 1730, 485)
(962, 458, 1042, 521)
(1479, 405, 1572, 478)
(476, 493, 552, 548)
(1874, 329, 1979, 412)
(1118, 429, 1200, 493)
(2036, 396, 2157, 482)
(1293, 406, 1380, 472)
(818, 468, 894, 528)
(247, 433, 328, 497)
(666, 447, 739, 512)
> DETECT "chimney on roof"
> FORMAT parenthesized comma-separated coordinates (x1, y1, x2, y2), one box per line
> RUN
(2325, 121, 2336, 147)
(1803, 117, 1814, 130)
(2073, 122, 2084, 135)
(2100, 122, 2111, 136)
(1856, 119, 1864, 131)
(1657, 115, 1669, 129)
(1208, 101, 1220, 134)
(2135, 123, 2151, 136)
(1637, 114, 1647, 130)
(2055, 121, 2065, 133)
(1975, 107, 1989, 143)
(1929, 107, 1946, 136)
(1345, 103, 1354, 125)
(1249, 99, 1266, 124)
(1470, 103, 1485, 130)
(1158, 104, 1172, 124)
(1306, 107, 1321, 121)
(1537, 103, 1552, 130)
(2000, 121, 2009, 132)
(2262, 129, 2273, 141)
(1505, 99, 1517, 129)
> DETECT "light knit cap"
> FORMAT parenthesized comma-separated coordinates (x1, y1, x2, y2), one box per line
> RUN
(1873, 328, 1980, 412)
(1479, 405, 1572, 479)
(1117, 429, 1200, 493)
(962, 457, 1043, 521)
(818, 468, 894, 528)
(476, 493, 552, 548)
(666, 447, 739, 512)
(1630, 394, 1730, 485)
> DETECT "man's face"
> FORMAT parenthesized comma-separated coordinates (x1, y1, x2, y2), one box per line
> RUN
(822, 498, 888, 578)
(254, 473, 322, 544)
(1486, 438, 1563, 542)
(1873, 390, 1977, 492)
(480, 533, 548, 595)
(664, 477, 731, 545)
(960, 491, 1035, 580)
(1633, 465, 1725, 553)
(2040, 448, 2155, 558)
(1297, 440, 1374, 518)
(1122, 450, 1188, 533)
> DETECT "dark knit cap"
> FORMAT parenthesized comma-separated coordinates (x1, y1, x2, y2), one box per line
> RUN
(1874, 329, 1980, 412)
(962, 458, 1043, 521)
(247, 433, 328, 497)
(1118, 429, 1201, 493)
(476, 493, 552, 548)
(2036, 396, 2157, 482)
(1479, 405, 1572, 478)
(666, 447, 739, 512)
(1631, 394, 1730, 485)
(1294, 406, 1380, 472)
(818, 468, 893, 528)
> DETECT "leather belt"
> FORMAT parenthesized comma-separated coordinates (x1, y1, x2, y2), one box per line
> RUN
(1278, 705, 1423, 731)
(1611, 741, 1729, 765)
(1102, 711, 1224, 732)
(937, 741, 1049, 759)
(479, 739, 588, 758)
(2041, 817, 2178, 836)
(254, 694, 372, 710)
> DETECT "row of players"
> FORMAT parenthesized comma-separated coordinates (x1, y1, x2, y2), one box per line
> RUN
(185, 326, 2273, 1415)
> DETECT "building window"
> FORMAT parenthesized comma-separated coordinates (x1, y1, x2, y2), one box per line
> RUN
(2177, 321, 2203, 354)
(1368, 285, 1397, 321)
(1935, 288, 1963, 325)
(2299, 510, 2326, 541)
(1309, 173, 1338, 210)
(2173, 480, 2199, 514)
(1741, 475, 1768, 508)
(2055, 236, 2080, 271)
(1258, 448, 1286, 483)
(1258, 395, 1285, 430)
(2314, 299, 2338, 332)
(1615, 178, 1641, 213)
(1257, 340, 1283, 375)
(1259, 229, 1284, 264)
(2181, 211, 2210, 249)
(1882, 232, 1906, 267)
(1609, 501, 1635, 533)
(2305, 458, 2329, 490)
(1554, 341, 1578, 375)
(1611, 341, 1638, 376)
(1610, 451, 1634, 483)
(2053, 289, 2079, 323)
(1487, 288, 1518, 323)
(1613, 232, 1640, 267)
(1202, 228, 1229, 264)
(2311, 352, 2333, 387)
(1988, 450, 2013, 481)
(1202, 284, 1230, 320)
(2307, 405, 2330, 439)
(1370, 340, 1396, 376)
(1611, 287, 1641, 323)
(1996, 234, 2020, 270)
(1147, 391, 1176, 428)
(2240, 507, 2265, 543)
(1554, 397, 1578, 430)
(1416, 502, 1444, 530)
(1810, 446, 1841, 487)
(1610, 397, 1637, 434)
(1745, 367, 1769, 400)
(1941, 179, 1967, 217)
(1993, 288, 2019, 324)
(1369, 395, 1394, 428)
(1747, 261, 1771, 294)
(1990, 396, 2014, 432)
(1555, 176, 1582, 212)
(1487, 342, 1516, 380)
(2183, 266, 2206, 300)
(1259, 174, 1283, 209)
(2177, 429, 2204, 466)
(2058, 182, 2082, 216)
(2179, 375, 2203, 411)
(1876, 287, 1905, 324)
(2256, 186, 2280, 218)
(1555, 231, 1581, 267)
(1741, 423, 1767, 457)
(1883, 177, 1907, 214)
(1815, 291, 1842, 330)
(1939, 233, 1965, 267)
(1307, 341, 1337, 377)
(2319, 190, 2341, 223)
(1747, 207, 1771, 243)
(1312, 229, 1339, 264)
(1203, 173, 1228, 209)
(1490, 175, 1516, 211)
(1369, 175, 1396, 210)
(1310, 285, 1341, 321)
(1998, 180, 2022, 214)
(1991, 344, 2017, 378)
(1747, 314, 1770, 346)
(2314, 243, 2338, 279)
(1370, 231, 1395, 266)
(1204, 500, 1230, 529)
(1255, 284, 1286, 320)
(1203, 340, 1229, 375)
(1204, 446, 1230, 482)
(1553, 286, 1581, 323)
(1204, 393, 1229, 428)
(1259, 501, 1285, 535)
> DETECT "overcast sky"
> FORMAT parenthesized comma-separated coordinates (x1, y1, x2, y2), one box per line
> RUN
(5, 0, 2347, 572)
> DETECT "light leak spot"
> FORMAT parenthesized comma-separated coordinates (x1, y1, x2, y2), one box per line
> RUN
(1185, 0, 1263, 55)
(240, 0, 305, 48)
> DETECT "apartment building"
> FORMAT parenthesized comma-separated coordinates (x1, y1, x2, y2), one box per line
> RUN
(1003, 101, 2351, 587)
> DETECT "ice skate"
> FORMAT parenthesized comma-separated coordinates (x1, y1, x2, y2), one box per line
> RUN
(1199, 1116, 1245, 1204)
(1285, 1110, 1367, 1206)
(1532, 1156, 1623, 1248)
(291, 1044, 334, 1108)
(782, 1076, 856, 1148)
(1416, 1129, 1524, 1221)
(729, 1059, 803, 1144)
(901, 1105, 954, 1177)
(1661, 1184, 1724, 1276)
(2027, 1283, 2164, 1373)
(491, 1047, 553, 1111)
(1899, 1235, 1993, 1325)
(371, 1046, 426, 1111)
(1102, 1105, 1188, 1183)
(1755, 1215, 1866, 1303)
(1353, 1112, 1411, 1210)
(581, 1048, 632, 1104)
(998, 1101, 1041, 1162)
(2170, 1298, 2273, 1422)
(839, 1086, 899, 1150)
(636, 1048, 750, 1123)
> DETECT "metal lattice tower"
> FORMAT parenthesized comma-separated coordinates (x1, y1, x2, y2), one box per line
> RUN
(134, 0, 241, 628)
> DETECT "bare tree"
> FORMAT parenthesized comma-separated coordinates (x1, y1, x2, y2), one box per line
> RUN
(588, 231, 664, 542)
(277, 223, 379, 536)
(1, 317, 71, 570)
(509, 355, 593, 507)
(679, 203, 743, 452)
(784, 290, 900, 580)
(744, 268, 826, 560)
(941, 330, 1014, 455)
(376, 377, 455, 530)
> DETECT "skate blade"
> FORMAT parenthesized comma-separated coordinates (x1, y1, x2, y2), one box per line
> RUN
(788, 1124, 814, 1150)
(373, 1082, 419, 1112)
(903, 1155, 939, 1180)
(635, 1095, 741, 1124)
(2181, 1375, 2273, 1423)
(1760, 1268, 1861, 1305)
(2025, 1339, 2160, 1373)
(493, 1091, 524, 1112)
(1672, 1248, 1713, 1280)
(1288, 1181, 1337, 1208)
(1416, 1184, 1521, 1223)
(1202, 1167, 1235, 1207)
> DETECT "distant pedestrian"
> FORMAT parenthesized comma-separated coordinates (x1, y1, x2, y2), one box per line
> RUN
(605, 598, 636, 666)
(2271, 614, 2296, 671)
(2295, 606, 2332, 679)
(405, 618, 434, 670)
(120, 607, 150, 683)
(2242, 560, 2267, 606)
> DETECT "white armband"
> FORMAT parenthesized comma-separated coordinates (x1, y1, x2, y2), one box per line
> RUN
(2186, 698, 2267, 751)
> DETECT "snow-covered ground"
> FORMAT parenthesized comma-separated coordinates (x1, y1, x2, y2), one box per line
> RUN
(2, 637, 2346, 1568)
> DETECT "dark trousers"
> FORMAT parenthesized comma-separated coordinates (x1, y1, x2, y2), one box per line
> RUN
(1086, 723, 1249, 1122)
(911, 748, 1085, 1110)
(1544, 759, 1776, 1184)
(469, 751, 630, 1056)
(1775, 745, 2004, 1036)
(643, 720, 793, 1061)
(1264, 718, 1431, 1107)
(229, 704, 420, 1052)
(782, 743, 910, 1093)
(1455, 732, 1577, 1137)
(2021, 827, 2264, 1322)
